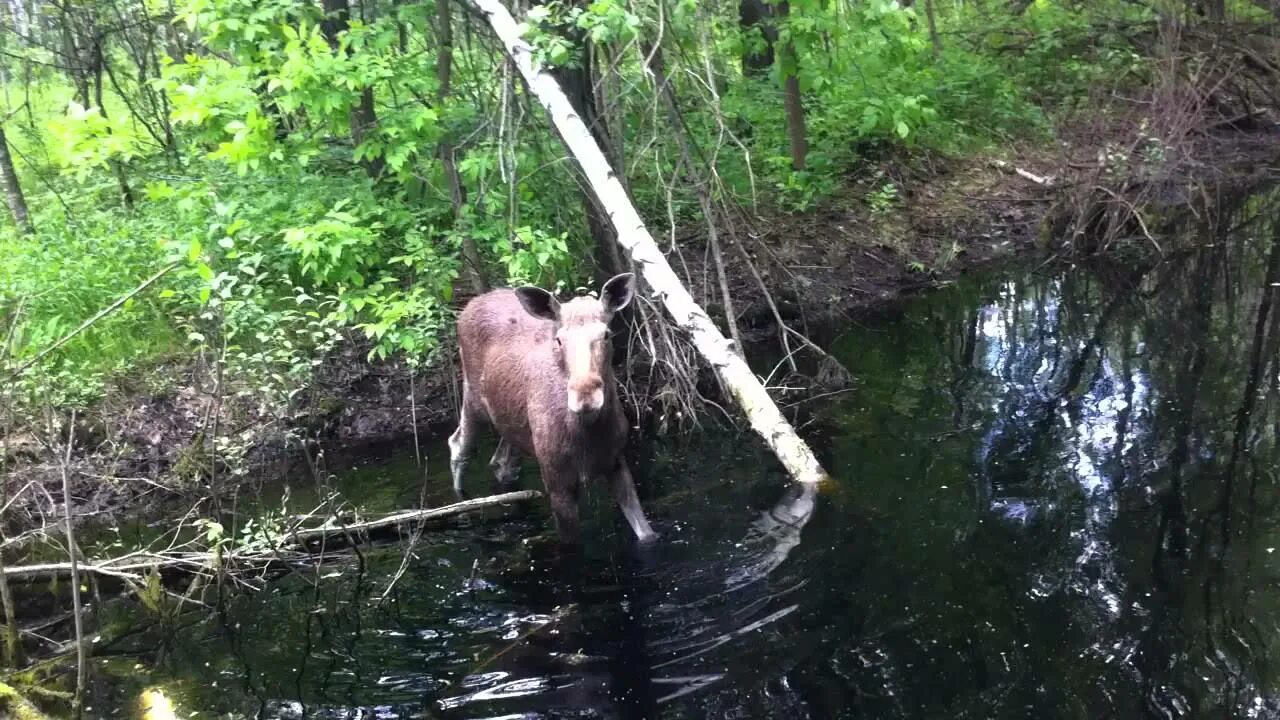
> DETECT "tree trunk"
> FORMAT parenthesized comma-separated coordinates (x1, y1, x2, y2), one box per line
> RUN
(776, 2, 807, 170)
(321, 0, 350, 48)
(91, 39, 135, 208)
(351, 86, 385, 178)
(396, 0, 409, 51)
(0, 480, 21, 667)
(738, 0, 776, 76)
(550, 6, 625, 278)
(783, 73, 806, 170)
(0, 556, 19, 667)
(0, 126, 32, 235)
(60, 10, 89, 107)
(924, 0, 942, 56)
(436, 0, 487, 294)
(469, 0, 830, 486)
(322, 0, 385, 179)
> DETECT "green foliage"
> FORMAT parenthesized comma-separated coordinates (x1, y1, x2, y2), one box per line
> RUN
(0, 0, 593, 417)
(867, 178, 899, 215)
(0, 0, 1201, 418)
(153, 165, 461, 375)
(233, 511, 288, 553)
(763, 157, 837, 213)
(990, 0, 1153, 104)
(46, 103, 146, 173)
(720, 0, 1047, 211)
(0, 203, 177, 408)
(497, 225, 574, 285)
(522, 0, 642, 68)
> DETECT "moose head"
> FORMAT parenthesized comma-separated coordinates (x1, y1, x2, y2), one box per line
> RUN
(515, 273, 636, 416)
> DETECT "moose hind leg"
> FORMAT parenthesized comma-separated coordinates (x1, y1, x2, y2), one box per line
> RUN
(488, 439, 521, 490)
(448, 404, 480, 499)
(610, 462, 658, 543)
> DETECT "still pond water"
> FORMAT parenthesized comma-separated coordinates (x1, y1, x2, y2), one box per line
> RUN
(106, 212, 1280, 719)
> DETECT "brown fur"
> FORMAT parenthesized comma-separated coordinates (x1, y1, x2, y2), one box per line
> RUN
(448, 276, 657, 544)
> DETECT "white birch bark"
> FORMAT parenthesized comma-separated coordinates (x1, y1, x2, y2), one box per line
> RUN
(469, 0, 830, 485)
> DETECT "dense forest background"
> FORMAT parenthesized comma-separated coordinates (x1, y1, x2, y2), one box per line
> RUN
(0, 0, 1272, 426)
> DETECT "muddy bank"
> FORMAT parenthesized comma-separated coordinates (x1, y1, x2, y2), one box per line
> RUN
(727, 125, 1280, 334)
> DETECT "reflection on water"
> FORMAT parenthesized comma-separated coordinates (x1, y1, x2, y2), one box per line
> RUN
(102, 193, 1280, 718)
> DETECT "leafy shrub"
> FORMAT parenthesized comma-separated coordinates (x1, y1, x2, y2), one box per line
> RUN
(717, 0, 1044, 211)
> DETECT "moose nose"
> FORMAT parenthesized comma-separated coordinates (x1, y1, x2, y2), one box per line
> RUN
(568, 381, 605, 415)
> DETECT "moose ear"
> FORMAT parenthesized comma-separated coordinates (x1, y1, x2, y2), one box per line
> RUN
(600, 273, 636, 314)
(515, 286, 560, 322)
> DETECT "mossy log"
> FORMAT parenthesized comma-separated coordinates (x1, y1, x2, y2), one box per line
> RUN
(0, 681, 53, 720)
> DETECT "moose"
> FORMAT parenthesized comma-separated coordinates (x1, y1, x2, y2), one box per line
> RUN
(448, 273, 658, 545)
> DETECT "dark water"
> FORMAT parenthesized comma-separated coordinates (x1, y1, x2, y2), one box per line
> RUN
(103, 201, 1280, 718)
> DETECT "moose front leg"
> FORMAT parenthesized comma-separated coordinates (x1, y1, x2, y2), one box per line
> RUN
(448, 402, 481, 500)
(610, 462, 658, 544)
(540, 459, 582, 544)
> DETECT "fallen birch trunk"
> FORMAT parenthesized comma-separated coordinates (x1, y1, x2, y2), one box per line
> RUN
(2, 490, 541, 580)
(468, 0, 830, 486)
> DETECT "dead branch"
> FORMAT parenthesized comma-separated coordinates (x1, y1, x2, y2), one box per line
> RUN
(991, 159, 1053, 186)
(56, 410, 85, 715)
(284, 489, 541, 544)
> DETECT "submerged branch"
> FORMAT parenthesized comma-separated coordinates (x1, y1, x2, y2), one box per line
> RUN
(2, 490, 542, 581)
(0, 681, 53, 720)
